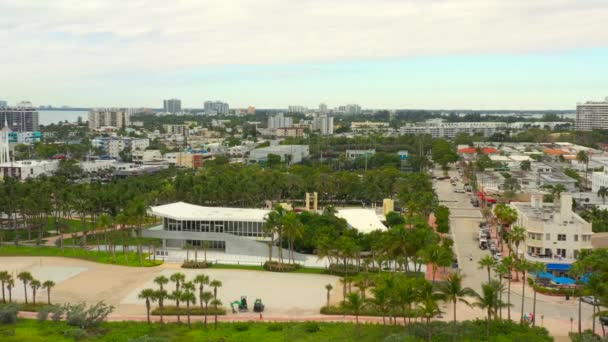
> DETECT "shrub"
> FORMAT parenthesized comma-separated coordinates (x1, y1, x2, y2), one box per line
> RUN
(0, 304, 20, 324)
(151, 305, 226, 316)
(65, 302, 114, 329)
(63, 328, 87, 340)
(263, 261, 302, 272)
(51, 306, 65, 322)
(233, 322, 250, 331)
(267, 323, 283, 332)
(326, 264, 380, 276)
(37, 306, 56, 322)
(181, 261, 211, 269)
(303, 321, 320, 333)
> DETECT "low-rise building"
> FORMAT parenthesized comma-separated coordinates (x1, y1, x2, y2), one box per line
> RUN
(132, 150, 163, 164)
(539, 172, 577, 192)
(0, 160, 59, 180)
(345, 149, 376, 160)
(592, 169, 608, 193)
(510, 193, 593, 264)
(249, 145, 309, 165)
(79, 160, 118, 173)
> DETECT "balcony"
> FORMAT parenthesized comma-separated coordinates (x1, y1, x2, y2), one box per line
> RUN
(524, 253, 575, 265)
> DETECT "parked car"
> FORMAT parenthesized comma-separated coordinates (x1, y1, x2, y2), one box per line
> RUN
(454, 189, 465, 193)
(582, 296, 600, 306)
(479, 239, 488, 250)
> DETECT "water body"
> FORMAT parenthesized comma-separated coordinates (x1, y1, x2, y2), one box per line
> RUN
(39, 110, 88, 125)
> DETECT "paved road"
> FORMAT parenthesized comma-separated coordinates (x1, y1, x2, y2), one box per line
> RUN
(434, 169, 597, 333)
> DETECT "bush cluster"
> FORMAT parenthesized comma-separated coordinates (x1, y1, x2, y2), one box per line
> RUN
(181, 261, 211, 269)
(0, 304, 20, 324)
(533, 285, 581, 297)
(151, 305, 226, 316)
(263, 261, 302, 272)
(326, 264, 379, 277)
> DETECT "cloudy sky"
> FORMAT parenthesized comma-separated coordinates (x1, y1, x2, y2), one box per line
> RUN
(1, 0, 607, 109)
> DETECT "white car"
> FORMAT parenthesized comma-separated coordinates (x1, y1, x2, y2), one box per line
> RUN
(454, 189, 465, 193)
(582, 296, 600, 305)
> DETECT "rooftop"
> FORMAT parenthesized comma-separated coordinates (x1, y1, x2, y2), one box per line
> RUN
(149, 202, 270, 222)
(0, 160, 58, 167)
(539, 172, 577, 183)
(335, 208, 387, 233)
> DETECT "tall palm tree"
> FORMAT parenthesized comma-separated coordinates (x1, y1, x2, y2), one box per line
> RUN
(6, 277, 14, 303)
(154, 275, 169, 292)
(369, 286, 389, 325)
(325, 284, 333, 307)
(527, 262, 546, 327)
(181, 282, 196, 328)
(153, 289, 168, 324)
(211, 298, 222, 330)
(193, 274, 210, 310)
(515, 259, 532, 324)
(416, 280, 443, 341)
(169, 289, 184, 324)
(42, 280, 55, 305)
(473, 280, 509, 341)
(138, 288, 156, 324)
(343, 291, 364, 325)
(29, 279, 41, 306)
(508, 225, 526, 260)
(169, 273, 186, 308)
(0, 271, 9, 303)
(436, 271, 477, 323)
(478, 256, 496, 283)
(597, 186, 608, 204)
(210, 279, 222, 300)
(576, 150, 589, 190)
(500, 256, 515, 321)
(200, 291, 213, 327)
(17, 271, 33, 304)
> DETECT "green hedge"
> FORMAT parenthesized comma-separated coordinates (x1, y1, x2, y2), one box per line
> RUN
(151, 305, 226, 316)
(181, 261, 211, 269)
(263, 261, 301, 272)
(533, 285, 581, 297)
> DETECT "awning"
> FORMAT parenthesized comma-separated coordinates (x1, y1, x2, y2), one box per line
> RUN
(552, 277, 576, 285)
(533, 272, 554, 279)
(546, 263, 572, 271)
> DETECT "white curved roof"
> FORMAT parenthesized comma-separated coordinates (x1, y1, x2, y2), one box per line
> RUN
(336, 208, 387, 234)
(149, 202, 269, 222)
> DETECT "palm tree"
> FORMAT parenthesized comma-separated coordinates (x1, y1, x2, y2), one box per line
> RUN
(436, 271, 477, 323)
(154, 275, 169, 292)
(0, 271, 9, 303)
(598, 186, 608, 204)
(576, 150, 589, 190)
(551, 184, 567, 203)
(6, 277, 14, 303)
(181, 282, 196, 328)
(169, 273, 186, 308)
(369, 286, 389, 325)
(42, 280, 55, 305)
(478, 256, 496, 283)
(515, 259, 532, 324)
(325, 284, 333, 307)
(527, 262, 546, 327)
(508, 225, 526, 260)
(200, 291, 213, 327)
(417, 281, 443, 341)
(29, 279, 41, 306)
(343, 291, 364, 325)
(153, 289, 168, 324)
(473, 280, 509, 341)
(170, 289, 184, 324)
(210, 279, 222, 300)
(193, 274, 210, 310)
(501, 256, 515, 321)
(493, 204, 518, 251)
(138, 288, 156, 324)
(211, 298, 222, 330)
(17, 271, 33, 304)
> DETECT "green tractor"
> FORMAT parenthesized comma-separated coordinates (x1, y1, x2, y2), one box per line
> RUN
(230, 296, 248, 313)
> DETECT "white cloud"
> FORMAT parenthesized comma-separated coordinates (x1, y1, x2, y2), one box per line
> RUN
(0, 0, 607, 106)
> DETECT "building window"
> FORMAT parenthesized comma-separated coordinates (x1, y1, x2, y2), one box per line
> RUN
(546, 233, 550, 241)
(574, 235, 578, 242)
(557, 234, 566, 241)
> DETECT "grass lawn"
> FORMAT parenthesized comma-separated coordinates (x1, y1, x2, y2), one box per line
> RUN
(62, 232, 161, 247)
(0, 320, 402, 342)
(0, 318, 553, 342)
(1, 218, 93, 242)
(0, 245, 162, 267)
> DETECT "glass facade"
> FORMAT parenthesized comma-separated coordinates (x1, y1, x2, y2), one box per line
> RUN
(186, 239, 226, 250)
(163, 218, 265, 238)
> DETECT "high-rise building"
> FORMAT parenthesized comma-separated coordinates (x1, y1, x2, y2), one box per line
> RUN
(336, 104, 361, 114)
(163, 99, 182, 114)
(88, 108, 131, 130)
(0, 100, 7, 107)
(312, 114, 334, 135)
(0, 105, 39, 132)
(268, 113, 293, 129)
(318, 103, 328, 113)
(0, 117, 10, 164)
(204, 101, 229, 115)
(576, 97, 608, 131)
(288, 105, 307, 114)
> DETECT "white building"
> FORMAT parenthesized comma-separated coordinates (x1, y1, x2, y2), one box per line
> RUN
(510, 193, 593, 264)
(0, 160, 59, 180)
(88, 108, 131, 130)
(249, 145, 309, 165)
(0, 118, 10, 164)
(79, 160, 118, 173)
(132, 150, 163, 163)
(204, 101, 229, 115)
(592, 169, 608, 193)
(98, 138, 150, 158)
(345, 149, 375, 160)
(163, 124, 189, 136)
(400, 121, 507, 138)
(318, 103, 328, 113)
(312, 114, 333, 135)
(267, 113, 293, 129)
(142, 202, 271, 254)
(576, 97, 608, 131)
(163, 99, 182, 114)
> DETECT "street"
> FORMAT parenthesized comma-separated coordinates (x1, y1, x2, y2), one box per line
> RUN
(434, 169, 597, 336)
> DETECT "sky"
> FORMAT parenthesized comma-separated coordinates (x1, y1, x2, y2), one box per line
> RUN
(1, 0, 608, 110)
